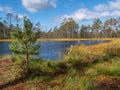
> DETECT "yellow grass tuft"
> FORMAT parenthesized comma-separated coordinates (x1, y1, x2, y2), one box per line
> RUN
(65, 38, 120, 65)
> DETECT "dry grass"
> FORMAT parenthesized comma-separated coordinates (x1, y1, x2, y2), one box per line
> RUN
(65, 39, 120, 65)
(0, 39, 15, 42)
(0, 38, 119, 42)
(37, 38, 118, 41)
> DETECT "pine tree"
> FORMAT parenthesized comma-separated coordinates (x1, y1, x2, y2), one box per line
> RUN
(9, 17, 40, 75)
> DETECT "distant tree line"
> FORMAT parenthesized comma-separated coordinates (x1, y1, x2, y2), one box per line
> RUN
(0, 13, 40, 39)
(0, 13, 120, 39)
(41, 18, 120, 38)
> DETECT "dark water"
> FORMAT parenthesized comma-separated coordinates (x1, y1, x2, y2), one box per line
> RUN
(0, 40, 108, 60)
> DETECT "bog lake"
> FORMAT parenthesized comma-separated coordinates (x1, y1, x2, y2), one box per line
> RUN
(0, 40, 109, 60)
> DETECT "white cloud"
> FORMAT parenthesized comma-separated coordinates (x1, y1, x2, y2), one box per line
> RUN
(55, 8, 111, 22)
(95, 0, 120, 11)
(17, 14, 26, 19)
(14, 13, 29, 19)
(73, 9, 100, 21)
(21, 0, 57, 13)
(100, 11, 110, 17)
(55, 0, 120, 23)
(111, 10, 120, 16)
(109, 0, 120, 10)
(0, 6, 12, 13)
(94, 4, 108, 12)
(55, 9, 111, 22)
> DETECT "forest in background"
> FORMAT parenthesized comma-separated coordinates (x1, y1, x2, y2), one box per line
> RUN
(1, 13, 120, 39)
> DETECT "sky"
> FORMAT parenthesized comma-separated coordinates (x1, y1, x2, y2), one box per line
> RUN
(0, 0, 120, 31)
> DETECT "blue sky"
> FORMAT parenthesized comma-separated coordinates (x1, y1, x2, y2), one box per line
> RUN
(0, 0, 120, 31)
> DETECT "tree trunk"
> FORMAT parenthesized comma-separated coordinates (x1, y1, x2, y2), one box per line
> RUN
(25, 44, 29, 75)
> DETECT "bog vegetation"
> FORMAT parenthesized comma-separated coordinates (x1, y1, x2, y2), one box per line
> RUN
(0, 13, 120, 90)
(0, 39, 120, 89)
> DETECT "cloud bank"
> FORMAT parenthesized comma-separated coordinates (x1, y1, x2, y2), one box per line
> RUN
(55, 0, 120, 23)
(21, 0, 57, 13)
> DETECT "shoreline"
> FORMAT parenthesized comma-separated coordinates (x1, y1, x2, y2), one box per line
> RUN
(0, 38, 119, 42)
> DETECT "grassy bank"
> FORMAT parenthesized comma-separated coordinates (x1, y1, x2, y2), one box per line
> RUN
(0, 39, 120, 90)
(65, 39, 120, 65)
(0, 38, 119, 42)
(38, 38, 117, 41)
